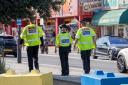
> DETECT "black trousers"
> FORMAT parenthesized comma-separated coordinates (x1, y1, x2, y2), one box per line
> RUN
(59, 46, 69, 75)
(80, 50, 92, 74)
(26, 45, 39, 72)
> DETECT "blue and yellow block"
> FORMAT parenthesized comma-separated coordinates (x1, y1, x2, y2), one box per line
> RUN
(81, 70, 128, 85)
(0, 69, 53, 85)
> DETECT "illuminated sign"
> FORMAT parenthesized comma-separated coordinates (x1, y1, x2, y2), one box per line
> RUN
(83, 1, 102, 12)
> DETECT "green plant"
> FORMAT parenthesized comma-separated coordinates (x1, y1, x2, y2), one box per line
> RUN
(0, 58, 6, 74)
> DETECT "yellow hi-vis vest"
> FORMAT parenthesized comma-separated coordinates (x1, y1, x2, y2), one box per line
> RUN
(75, 27, 96, 51)
(20, 24, 45, 46)
(56, 32, 72, 47)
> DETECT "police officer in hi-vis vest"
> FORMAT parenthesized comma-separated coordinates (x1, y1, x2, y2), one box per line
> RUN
(56, 24, 73, 76)
(20, 17, 45, 72)
(74, 19, 96, 74)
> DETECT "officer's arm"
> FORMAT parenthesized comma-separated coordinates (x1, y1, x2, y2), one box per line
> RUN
(20, 27, 26, 48)
(20, 27, 27, 39)
(55, 35, 60, 48)
(93, 36, 96, 48)
(69, 34, 73, 44)
(38, 26, 45, 37)
(40, 36, 44, 45)
(74, 39, 78, 48)
(91, 28, 97, 48)
(74, 29, 80, 48)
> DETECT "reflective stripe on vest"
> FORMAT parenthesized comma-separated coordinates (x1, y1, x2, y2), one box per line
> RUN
(27, 38, 40, 42)
(60, 36, 70, 45)
(79, 41, 93, 45)
(27, 27, 38, 35)
(60, 39, 70, 44)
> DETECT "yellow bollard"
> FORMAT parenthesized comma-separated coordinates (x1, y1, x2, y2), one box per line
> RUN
(5, 69, 16, 75)
(0, 70, 53, 85)
(30, 69, 40, 74)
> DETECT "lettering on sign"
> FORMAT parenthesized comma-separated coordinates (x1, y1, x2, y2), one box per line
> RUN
(83, 1, 102, 12)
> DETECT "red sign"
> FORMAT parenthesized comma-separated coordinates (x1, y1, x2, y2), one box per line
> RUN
(82, 12, 93, 18)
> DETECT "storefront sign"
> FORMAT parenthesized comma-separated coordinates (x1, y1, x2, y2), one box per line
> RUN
(83, 1, 102, 12)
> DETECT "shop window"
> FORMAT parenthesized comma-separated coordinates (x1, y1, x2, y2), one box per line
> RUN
(47, 22, 52, 25)
(118, 28, 124, 37)
(64, 21, 70, 24)
(96, 27, 101, 38)
(46, 19, 55, 25)
(126, 27, 128, 38)
(107, 26, 114, 36)
(45, 25, 56, 46)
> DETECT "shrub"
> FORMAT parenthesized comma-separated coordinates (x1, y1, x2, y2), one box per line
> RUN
(0, 59, 6, 74)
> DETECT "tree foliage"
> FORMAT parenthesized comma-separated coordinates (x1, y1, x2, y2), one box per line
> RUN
(0, 0, 63, 24)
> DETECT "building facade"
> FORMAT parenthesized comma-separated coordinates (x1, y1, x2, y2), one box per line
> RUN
(45, 0, 94, 45)
(92, 0, 128, 38)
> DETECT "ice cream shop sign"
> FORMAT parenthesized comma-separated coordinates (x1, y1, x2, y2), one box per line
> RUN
(83, 0, 102, 12)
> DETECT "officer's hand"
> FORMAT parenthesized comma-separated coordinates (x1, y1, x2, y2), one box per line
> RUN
(56, 45, 60, 48)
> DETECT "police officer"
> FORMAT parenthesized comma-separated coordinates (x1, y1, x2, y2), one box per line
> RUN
(20, 17, 45, 72)
(56, 24, 72, 76)
(74, 19, 96, 74)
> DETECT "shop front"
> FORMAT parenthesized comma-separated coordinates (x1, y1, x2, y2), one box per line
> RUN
(45, 17, 80, 46)
(92, 9, 128, 38)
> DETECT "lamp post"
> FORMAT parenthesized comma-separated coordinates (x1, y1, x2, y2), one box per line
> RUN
(17, 19, 22, 63)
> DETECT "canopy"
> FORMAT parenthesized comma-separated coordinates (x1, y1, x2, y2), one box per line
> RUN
(92, 9, 128, 26)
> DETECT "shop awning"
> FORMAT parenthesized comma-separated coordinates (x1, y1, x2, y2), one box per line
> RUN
(92, 9, 128, 26)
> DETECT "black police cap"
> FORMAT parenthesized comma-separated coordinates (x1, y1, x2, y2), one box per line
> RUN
(60, 24, 68, 29)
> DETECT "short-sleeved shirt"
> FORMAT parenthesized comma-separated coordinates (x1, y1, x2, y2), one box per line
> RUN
(75, 27, 96, 51)
(20, 24, 45, 46)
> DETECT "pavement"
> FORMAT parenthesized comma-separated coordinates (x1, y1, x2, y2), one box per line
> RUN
(5, 46, 84, 84)
(4, 46, 126, 85)
(3, 46, 128, 85)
